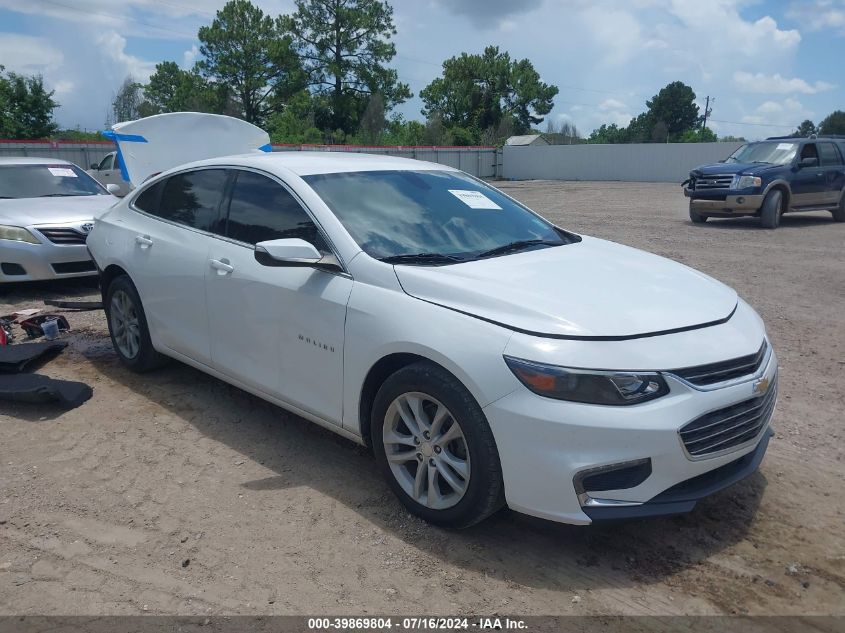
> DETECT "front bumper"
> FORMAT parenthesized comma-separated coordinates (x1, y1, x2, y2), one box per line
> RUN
(685, 189, 763, 215)
(483, 338, 778, 525)
(0, 235, 96, 283)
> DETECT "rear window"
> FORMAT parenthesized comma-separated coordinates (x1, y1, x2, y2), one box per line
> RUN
(143, 169, 229, 232)
(0, 164, 108, 199)
(819, 142, 842, 166)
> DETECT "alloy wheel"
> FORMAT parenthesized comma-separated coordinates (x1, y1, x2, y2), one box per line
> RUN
(109, 289, 141, 359)
(382, 392, 470, 510)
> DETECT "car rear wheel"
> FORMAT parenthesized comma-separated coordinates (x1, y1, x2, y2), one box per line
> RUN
(832, 193, 845, 222)
(371, 362, 505, 528)
(760, 189, 783, 229)
(105, 275, 166, 372)
(689, 204, 708, 224)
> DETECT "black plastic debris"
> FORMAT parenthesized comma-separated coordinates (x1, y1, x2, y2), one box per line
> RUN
(0, 374, 92, 409)
(44, 300, 104, 311)
(0, 341, 67, 373)
(19, 315, 71, 339)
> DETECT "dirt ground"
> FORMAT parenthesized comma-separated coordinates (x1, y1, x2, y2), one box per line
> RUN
(1, 181, 843, 617)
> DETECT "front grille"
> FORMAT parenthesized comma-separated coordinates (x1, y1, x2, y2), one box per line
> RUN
(691, 174, 733, 191)
(37, 227, 88, 245)
(51, 260, 96, 274)
(679, 374, 777, 457)
(671, 341, 768, 387)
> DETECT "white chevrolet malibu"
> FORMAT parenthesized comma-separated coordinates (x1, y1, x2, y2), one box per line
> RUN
(88, 150, 778, 528)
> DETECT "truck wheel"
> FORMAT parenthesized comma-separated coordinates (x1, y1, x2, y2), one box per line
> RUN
(689, 204, 707, 224)
(832, 193, 845, 222)
(760, 189, 783, 229)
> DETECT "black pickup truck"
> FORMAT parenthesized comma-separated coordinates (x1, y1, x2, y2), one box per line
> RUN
(684, 136, 845, 228)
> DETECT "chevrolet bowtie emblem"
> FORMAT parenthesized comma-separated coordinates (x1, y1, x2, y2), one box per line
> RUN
(753, 377, 769, 395)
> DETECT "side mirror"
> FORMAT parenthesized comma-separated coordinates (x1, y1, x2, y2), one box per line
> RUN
(799, 156, 819, 168)
(106, 183, 121, 195)
(254, 238, 342, 272)
(90, 163, 99, 170)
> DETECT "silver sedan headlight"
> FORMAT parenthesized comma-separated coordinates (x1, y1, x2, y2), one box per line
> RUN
(0, 225, 40, 244)
(504, 356, 669, 406)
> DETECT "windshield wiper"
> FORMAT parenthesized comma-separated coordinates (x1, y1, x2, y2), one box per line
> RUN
(379, 253, 464, 265)
(38, 193, 78, 197)
(475, 239, 563, 259)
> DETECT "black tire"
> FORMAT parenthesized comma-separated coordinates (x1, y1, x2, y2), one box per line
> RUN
(371, 362, 505, 528)
(760, 189, 783, 229)
(104, 274, 167, 372)
(832, 192, 845, 222)
(689, 204, 708, 224)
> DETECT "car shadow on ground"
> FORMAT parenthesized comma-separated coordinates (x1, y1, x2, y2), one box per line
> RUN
(691, 211, 837, 230)
(81, 346, 767, 592)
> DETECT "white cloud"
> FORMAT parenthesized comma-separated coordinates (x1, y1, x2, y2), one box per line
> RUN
(733, 71, 835, 94)
(599, 98, 627, 111)
(0, 33, 64, 74)
(788, 0, 845, 34)
(182, 45, 200, 69)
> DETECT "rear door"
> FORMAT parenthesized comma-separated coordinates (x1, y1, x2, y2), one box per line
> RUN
(125, 168, 229, 365)
(818, 142, 845, 205)
(205, 168, 351, 425)
(791, 143, 827, 207)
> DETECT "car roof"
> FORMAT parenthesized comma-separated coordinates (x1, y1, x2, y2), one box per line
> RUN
(174, 151, 460, 177)
(0, 156, 73, 166)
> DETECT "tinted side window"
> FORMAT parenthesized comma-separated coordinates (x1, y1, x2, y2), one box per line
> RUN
(157, 169, 228, 232)
(133, 180, 164, 214)
(819, 142, 841, 166)
(800, 143, 818, 160)
(225, 171, 327, 250)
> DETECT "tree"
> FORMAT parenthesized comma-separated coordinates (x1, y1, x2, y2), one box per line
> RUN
(420, 46, 558, 143)
(285, 0, 411, 135)
(679, 127, 717, 142)
(357, 93, 385, 144)
(818, 111, 845, 135)
(0, 66, 59, 139)
(544, 119, 582, 144)
(719, 135, 746, 142)
(587, 123, 629, 144)
(197, 0, 302, 126)
(792, 119, 817, 138)
(110, 76, 146, 124)
(644, 81, 699, 141)
(267, 90, 322, 144)
(144, 62, 228, 114)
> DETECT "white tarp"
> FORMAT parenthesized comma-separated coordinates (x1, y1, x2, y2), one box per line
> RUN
(104, 112, 271, 186)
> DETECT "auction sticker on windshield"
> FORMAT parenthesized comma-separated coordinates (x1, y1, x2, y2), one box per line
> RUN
(47, 167, 77, 177)
(448, 189, 502, 210)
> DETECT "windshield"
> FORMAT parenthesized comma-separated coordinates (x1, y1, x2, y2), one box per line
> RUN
(0, 164, 109, 199)
(304, 170, 574, 262)
(725, 142, 798, 165)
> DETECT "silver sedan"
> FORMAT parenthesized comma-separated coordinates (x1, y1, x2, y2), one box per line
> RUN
(0, 157, 119, 283)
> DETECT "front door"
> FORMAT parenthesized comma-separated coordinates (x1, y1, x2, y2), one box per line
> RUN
(205, 169, 352, 425)
(791, 143, 827, 207)
(124, 168, 229, 365)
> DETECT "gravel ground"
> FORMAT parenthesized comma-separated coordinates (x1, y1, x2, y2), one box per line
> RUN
(0, 181, 843, 617)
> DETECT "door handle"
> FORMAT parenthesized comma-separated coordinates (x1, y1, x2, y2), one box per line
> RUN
(210, 258, 234, 275)
(135, 235, 153, 248)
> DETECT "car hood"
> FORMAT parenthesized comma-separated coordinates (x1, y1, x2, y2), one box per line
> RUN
(691, 162, 780, 177)
(393, 236, 738, 339)
(0, 195, 118, 226)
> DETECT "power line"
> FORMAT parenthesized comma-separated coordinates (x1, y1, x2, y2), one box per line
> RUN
(38, 0, 197, 39)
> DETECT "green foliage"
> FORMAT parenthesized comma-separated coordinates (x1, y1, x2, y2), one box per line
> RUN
(197, 0, 302, 126)
(284, 0, 411, 135)
(0, 66, 59, 139)
(145, 62, 228, 114)
(110, 76, 146, 124)
(53, 128, 106, 142)
(818, 110, 845, 135)
(792, 119, 817, 138)
(381, 115, 426, 146)
(719, 135, 746, 142)
(679, 127, 717, 143)
(588, 81, 700, 144)
(267, 90, 323, 144)
(420, 45, 558, 144)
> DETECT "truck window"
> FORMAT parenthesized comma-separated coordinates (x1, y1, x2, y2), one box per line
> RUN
(819, 143, 842, 166)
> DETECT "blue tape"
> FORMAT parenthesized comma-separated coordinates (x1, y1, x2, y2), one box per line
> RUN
(258, 143, 272, 152)
(101, 130, 147, 182)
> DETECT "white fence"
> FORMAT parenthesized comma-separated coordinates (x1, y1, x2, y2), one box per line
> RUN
(503, 142, 745, 183)
(0, 141, 499, 179)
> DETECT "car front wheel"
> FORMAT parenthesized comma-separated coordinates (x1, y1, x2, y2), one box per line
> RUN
(371, 362, 505, 528)
(105, 275, 166, 372)
(760, 189, 783, 229)
(689, 203, 708, 224)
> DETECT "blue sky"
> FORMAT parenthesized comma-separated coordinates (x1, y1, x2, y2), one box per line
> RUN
(0, 0, 843, 140)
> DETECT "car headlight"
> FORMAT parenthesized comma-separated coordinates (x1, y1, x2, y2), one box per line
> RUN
(504, 356, 669, 406)
(731, 175, 762, 189)
(0, 225, 40, 244)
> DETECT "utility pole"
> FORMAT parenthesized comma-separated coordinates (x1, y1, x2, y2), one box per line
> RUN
(701, 96, 714, 137)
